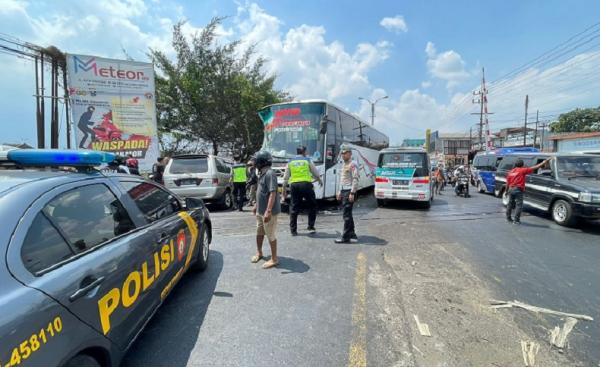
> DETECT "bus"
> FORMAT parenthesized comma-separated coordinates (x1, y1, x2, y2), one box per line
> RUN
(472, 147, 539, 195)
(257, 100, 389, 199)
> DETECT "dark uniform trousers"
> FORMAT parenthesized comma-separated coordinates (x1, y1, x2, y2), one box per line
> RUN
(341, 189, 356, 240)
(289, 181, 317, 232)
(233, 182, 246, 209)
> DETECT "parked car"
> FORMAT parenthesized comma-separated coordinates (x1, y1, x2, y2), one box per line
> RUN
(496, 152, 600, 226)
(163, 154, 234, 209)
(0, 149, 212, 367)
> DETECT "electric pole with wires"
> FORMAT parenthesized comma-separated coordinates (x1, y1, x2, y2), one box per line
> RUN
(471, 68, 494, 151)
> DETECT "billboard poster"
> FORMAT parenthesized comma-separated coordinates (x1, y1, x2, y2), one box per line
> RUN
(66, 54, 159, 172)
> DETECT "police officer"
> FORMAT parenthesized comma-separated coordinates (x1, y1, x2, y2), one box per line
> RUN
(232, 156, 248, 211)
(282, 146, 323, 235)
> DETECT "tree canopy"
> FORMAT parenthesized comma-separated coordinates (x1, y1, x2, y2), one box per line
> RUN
(151, 18, 288, 158)
(550, 107, 600, 133)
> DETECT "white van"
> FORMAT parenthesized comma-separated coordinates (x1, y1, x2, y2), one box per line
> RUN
(374, 148, 433, 209)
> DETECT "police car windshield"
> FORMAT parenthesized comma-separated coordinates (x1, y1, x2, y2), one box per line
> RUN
(169, 157, 208, 174)
(557, 156, 600, 179)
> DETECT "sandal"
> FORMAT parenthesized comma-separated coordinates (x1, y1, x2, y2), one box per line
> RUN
(251, 255, 264, 263)
(262, 260, 279, 269)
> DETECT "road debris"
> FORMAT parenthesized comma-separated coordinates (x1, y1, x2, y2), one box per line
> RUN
(411, 261, 417, 266)
(550, 317, 578, 350)
(490, 299, 594, 321)
(413, 314, 431, 337)
(521, 340, 540, 366)
(413, 345, 425, 357)
(409, 287, 417, 295)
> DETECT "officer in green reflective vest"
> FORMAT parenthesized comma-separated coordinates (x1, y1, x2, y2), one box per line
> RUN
(232, 156, 248, 211)
(282, 146, 323, 235)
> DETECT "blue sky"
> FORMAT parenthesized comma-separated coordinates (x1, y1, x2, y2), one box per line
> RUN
(1, 0, 600, 146)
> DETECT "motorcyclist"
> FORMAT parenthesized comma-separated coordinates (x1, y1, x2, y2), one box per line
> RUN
(454, 166, 470, 197)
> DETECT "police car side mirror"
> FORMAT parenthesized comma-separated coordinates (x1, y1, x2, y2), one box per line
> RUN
(319, 116, 329, 134)
(184, 197, 204, 210)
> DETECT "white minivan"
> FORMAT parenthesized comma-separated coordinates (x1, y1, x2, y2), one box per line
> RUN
(374, 148, 433, 209)
(163, 154, 234, 209)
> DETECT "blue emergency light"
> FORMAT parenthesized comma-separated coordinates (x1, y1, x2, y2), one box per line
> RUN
(6, 149, 115, 167)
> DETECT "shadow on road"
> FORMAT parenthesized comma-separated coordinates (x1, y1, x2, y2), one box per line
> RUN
(122, 250, 224, 367)
(277, 256, 310, 274)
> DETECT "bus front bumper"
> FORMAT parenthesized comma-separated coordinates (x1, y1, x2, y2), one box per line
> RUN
(375, 188, 431, 201)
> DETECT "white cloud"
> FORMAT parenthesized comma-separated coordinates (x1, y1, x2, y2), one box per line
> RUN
(236, 3, 390, 100)
(380, 15, 408, 34)
(425, 41, 470, 89)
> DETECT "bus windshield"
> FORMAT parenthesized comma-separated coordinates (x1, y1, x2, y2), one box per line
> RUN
(258, 103, 325, 162)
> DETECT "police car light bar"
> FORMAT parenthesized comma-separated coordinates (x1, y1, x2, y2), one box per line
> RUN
(6, 149, 115, 167)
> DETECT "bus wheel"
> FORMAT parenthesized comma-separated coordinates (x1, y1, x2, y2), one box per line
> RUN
(377, 199, 385, 207)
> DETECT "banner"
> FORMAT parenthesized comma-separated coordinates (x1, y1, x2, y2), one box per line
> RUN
(66, 54, 159, 172)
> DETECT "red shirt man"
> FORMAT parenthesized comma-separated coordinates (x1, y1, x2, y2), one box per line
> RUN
(507, 158, 552, 191)
(505, 157, 552, 224)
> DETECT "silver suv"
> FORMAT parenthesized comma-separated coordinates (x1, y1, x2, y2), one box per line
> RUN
(164, 154, 234, 209)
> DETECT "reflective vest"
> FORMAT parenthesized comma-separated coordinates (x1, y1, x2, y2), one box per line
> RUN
(232, 164, 247, 183)
(288, 158, 312, 184)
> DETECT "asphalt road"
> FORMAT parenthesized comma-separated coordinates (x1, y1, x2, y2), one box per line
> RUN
(121, 186, 600, 366)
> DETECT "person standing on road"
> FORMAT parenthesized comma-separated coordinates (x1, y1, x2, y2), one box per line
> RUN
(126, 154, 140, 175)
(152, 157, 165, 185)
(506, 157, 553, 224)
(282, 146, 323, 235)
(335, 145, 359, 244)
(434, 167, 444, 195)
(246, 157, 258, 207)
(232, 156, 248, 212)
(251, 151, 281, 269)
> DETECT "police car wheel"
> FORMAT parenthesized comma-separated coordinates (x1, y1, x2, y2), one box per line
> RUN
(64, 354, 101, 367)
(191, 225, 209, 272)
(552, 199, 576, 226)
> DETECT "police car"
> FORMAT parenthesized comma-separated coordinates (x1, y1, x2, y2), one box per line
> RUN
(0, 150, 212, 367)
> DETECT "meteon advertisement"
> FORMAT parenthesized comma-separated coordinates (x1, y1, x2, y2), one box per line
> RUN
(66, 53, 159, 172)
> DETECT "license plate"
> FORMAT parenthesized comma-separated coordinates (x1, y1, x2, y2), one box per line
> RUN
(392, 180, 409, 186)
(180, 179, 198, 185)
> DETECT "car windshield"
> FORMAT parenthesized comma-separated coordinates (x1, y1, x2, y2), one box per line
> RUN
(258, 103, 325, 162)
(169, 157, 209, 174)
(557, 156, 600, 178)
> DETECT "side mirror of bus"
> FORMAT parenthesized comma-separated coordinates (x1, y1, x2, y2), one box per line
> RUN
(319, 116, 328, 134)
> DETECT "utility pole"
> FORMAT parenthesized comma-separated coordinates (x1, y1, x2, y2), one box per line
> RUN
(523, 95, 529, 146)
(471, 68, 494, 151)
(533, 110, 539, 149)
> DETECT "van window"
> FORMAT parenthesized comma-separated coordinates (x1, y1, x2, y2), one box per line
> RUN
(498, 156, 517, 171)
(169, 157, 209, 174)
(378, 152, 429, 176)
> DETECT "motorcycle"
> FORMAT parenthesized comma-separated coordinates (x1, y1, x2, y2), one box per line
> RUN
(455, 174, 470, 197)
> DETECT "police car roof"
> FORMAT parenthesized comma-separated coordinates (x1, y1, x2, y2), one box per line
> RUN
(0, 169, 103, 197)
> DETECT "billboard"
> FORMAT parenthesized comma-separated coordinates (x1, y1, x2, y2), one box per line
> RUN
(66, 54, 159, 171)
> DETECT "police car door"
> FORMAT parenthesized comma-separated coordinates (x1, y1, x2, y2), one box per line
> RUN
(117, 180, 196, 305)
(6, 180, 159, 350)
